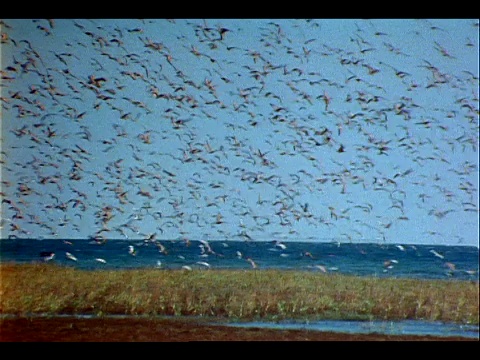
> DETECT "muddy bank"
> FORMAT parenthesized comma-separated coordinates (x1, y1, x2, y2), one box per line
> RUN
(1, 316, 476, 342)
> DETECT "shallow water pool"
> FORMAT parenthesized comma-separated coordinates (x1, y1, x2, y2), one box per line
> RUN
(223, 319, 480, 339)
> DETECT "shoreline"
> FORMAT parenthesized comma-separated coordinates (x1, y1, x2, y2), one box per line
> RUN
(1, 316, 477, 342)
(1, 312, 478, 338)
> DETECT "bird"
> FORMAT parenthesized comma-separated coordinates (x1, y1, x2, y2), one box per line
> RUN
(128, 245, 136, 256)
(196, 261, 211, 268)
(40, 251, 55, 261)
(302, 251, 315, 259)
(246, 257, 257, 269)
(199, 239, 214, 254)
(444, 262, 456, 272)
(65, 252, 77, 262)
(383, 259, 398, 269)
(217, 27, 231, 41)
(396, 245, 406, 251)
(95, 258, 106, 264)
(155, 241, 168, 255)
(215, 213, 224, 224)
(87, 74, 107, 88)
(429, 249, 444, 259)
(313, 265, 327, 273)
(273, 240, 287, 250)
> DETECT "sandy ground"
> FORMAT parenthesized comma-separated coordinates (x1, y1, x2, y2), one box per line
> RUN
(0, 316, 476, 342)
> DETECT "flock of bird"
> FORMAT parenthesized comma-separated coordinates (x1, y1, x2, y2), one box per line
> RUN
(0, 19, 479, 266)
(32, 238, 476, 277)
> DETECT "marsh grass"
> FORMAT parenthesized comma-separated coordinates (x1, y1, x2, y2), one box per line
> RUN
(1, 263, 478, 324)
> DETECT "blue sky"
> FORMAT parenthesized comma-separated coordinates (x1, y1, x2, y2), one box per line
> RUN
(0, 19, 478, 246)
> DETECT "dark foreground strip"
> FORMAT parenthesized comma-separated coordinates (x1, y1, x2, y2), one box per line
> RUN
(1, 317, 476, 342)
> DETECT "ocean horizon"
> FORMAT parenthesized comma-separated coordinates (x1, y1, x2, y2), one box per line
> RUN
(1, 238, 478, 281)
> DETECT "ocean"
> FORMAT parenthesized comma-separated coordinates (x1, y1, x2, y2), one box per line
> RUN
(1, 239, 478, 281)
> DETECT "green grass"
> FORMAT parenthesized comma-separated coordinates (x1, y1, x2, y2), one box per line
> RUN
(1, 263, 478, 324)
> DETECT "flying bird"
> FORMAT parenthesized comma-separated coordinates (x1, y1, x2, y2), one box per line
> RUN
(65, 252, 78, 262)
(430, 249, 444, 259)
(40, 251, 55, 261)
(128, 245, 137, 256)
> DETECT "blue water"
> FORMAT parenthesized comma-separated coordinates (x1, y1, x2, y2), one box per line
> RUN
(225, 319, 480, 339)
(1, 239, 478, 281)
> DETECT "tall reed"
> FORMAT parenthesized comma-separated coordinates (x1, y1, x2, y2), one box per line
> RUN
(1, 263, 478, 324)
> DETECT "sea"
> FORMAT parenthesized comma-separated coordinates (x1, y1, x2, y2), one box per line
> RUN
(1, 239, 478, 281)
(1, 238, 479, 339)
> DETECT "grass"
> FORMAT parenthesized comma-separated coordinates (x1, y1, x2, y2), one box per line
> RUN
(1, 263, 478, 325)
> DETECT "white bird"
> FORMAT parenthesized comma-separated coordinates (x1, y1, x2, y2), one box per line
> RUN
(40, 251, 55, 261)
(430, 249, 444, 259)
(383, 259, 398, 269)
(156, 242, 168, 255)
(236, 251, 242, 259)
(314, 265, 327, 273)
(65, 252, 77, 261)
(196, 261, 211, 268)
(95, 258, 106, 264)
(246, 257, 257, 269)
(444, 262, 456, 271)
(128, 245, 136, 256)
(199, 239, 213, 253)
(182, 265, 192, 271)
